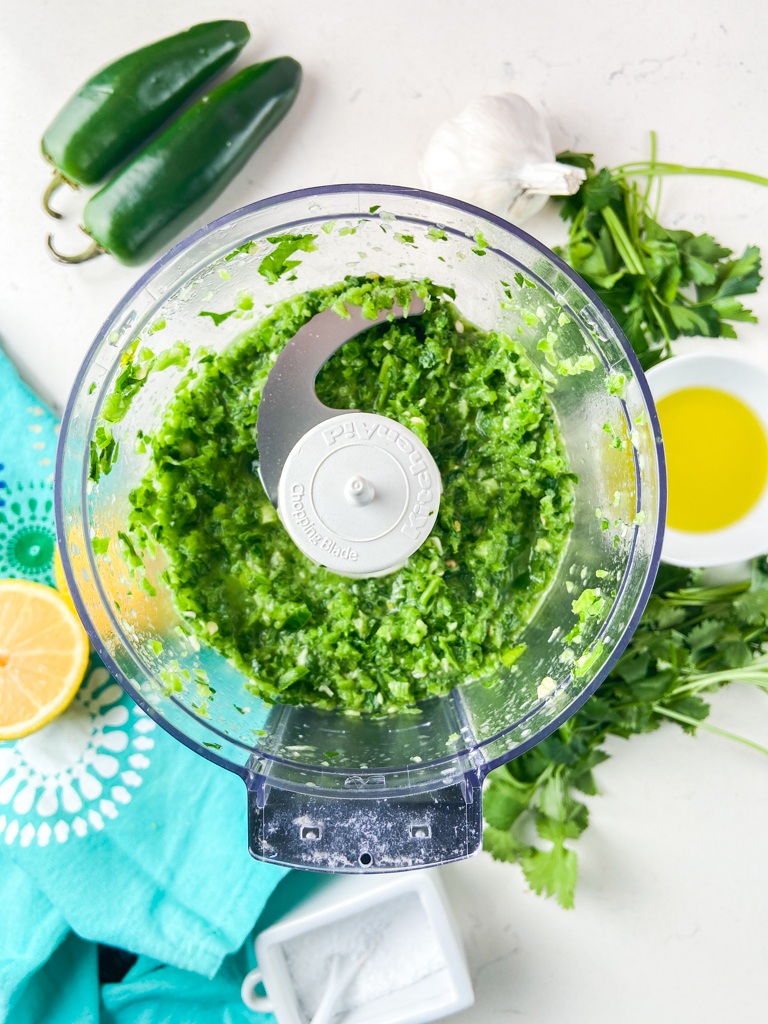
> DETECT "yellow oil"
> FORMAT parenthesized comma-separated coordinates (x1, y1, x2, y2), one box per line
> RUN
(657, 387, 768, 532)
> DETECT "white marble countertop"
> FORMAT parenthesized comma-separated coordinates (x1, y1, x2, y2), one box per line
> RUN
(2, 2, 768, 1020)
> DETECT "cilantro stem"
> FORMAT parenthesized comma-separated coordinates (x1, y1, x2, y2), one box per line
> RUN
(601, 207, 645, 276)
(672, 675, 768, 696)
(615, 162, 768, 189)
(641, 130, 657, 206)
(670, 658, 768, 695)
(664, 581, 751, 605)
(652, 174, 663, 220)
(645, 291, 672, 349)
(652, 703, 768, 757)
(627, 181, 644, 243)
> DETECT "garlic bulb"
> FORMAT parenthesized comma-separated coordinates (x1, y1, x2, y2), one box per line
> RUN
(419, 93, 586, 224)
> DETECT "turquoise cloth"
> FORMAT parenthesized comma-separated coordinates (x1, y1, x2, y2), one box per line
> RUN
(101, 945, 260, 1024)
(0, 346, 288, 1019)
(9, 930, 262, 1024)
(9, 933, 99, 1024)
(0, 858, 69, 1021)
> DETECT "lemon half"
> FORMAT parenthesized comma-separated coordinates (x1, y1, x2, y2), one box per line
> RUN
(0, 578, 90, 741)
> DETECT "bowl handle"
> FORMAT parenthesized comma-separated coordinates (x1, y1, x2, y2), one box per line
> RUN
(241, 967, 274, 1012)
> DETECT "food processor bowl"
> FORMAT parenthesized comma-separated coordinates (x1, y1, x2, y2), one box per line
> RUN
(56, 185, 666, 871)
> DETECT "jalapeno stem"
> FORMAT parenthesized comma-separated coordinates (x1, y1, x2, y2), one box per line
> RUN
(42, 170, 77, 220)
(46, 231, 105, 264)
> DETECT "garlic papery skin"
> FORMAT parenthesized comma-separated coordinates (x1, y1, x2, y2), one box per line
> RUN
(419, 93, 586, 224)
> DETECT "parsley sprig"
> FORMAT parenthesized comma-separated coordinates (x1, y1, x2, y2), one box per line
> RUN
(553, 134, 766, 368)
(484, 559, 768, 908)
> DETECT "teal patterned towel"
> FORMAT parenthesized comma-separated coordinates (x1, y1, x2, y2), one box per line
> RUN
(0, 347, 287, 1020)
(0, 350, 57, 583)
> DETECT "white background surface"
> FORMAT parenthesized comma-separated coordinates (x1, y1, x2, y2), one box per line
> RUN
(2, 1, 768, 1020)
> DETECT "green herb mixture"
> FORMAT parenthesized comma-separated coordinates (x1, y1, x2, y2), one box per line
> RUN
(126, 277, 575, 712)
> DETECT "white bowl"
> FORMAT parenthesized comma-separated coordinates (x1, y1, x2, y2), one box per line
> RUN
(646, 352, 768, 567)
(241, 871, 474, 1024)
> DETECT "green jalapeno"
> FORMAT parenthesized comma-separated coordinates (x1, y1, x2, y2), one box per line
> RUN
(41, 20, 250, 217)
(48, 58, 302, 267)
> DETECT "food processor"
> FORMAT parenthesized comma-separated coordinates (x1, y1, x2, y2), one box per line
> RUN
(55, 185, 666, 872)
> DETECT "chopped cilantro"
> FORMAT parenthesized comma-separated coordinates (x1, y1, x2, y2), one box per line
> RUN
(605, 372, 626, 397)
(224, 240, 258, 261)
(602, 421, 625, 450)
(199, 310, 236, 327)
(258, 234, 318, 284)
(557, 354, 596, 376)
(472, 230, 489, 256)
(124, 277, 574, 713)
(89, 426, 118, 482)
(97, 342, 190, 431)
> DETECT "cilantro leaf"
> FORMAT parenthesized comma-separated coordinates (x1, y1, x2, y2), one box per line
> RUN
(520, 842, 578, 909)
(224, 240, 258, 261)
(711, 296, 757, 323)
(92, 537, 110, 556)
(483, 778, 528, 830)
(555, 151, 596, 172)
(704, 245, 762, 300)
(582, 168, 622, 211)
(688, 619, 724, 651)
(721, 639, 752, 668)
(483, 825, 531, 863)
(199, 309, 236, 327)
(258, 234, 318, 284)
(667, 304, 710, 334)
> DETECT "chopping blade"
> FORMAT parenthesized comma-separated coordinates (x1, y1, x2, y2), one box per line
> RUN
(256, 292, 442, 578)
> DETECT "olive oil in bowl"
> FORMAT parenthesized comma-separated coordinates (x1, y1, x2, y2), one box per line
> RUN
(657, 387, 768, 532)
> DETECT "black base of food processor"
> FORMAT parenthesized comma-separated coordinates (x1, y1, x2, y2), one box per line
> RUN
(247, 772, 483, 872)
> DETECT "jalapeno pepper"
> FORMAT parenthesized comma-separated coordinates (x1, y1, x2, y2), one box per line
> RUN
(48, 58, 302, 267)
(41, 20, 250, 218)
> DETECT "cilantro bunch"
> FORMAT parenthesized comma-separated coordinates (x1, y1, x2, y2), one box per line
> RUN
(553, 136, 765, 368)
(484, 559, 768, 908)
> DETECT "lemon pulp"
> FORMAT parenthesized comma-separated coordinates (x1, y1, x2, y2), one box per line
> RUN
(657, 387, 768, 532)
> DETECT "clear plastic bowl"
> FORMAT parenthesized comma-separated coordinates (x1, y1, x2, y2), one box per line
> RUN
(56, 185, 666, 871)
